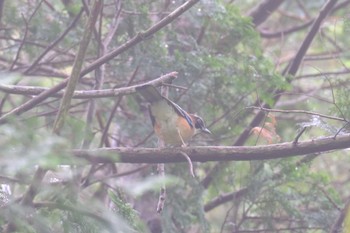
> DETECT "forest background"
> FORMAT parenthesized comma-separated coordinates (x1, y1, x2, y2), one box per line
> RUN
(0, 0, 350, 232)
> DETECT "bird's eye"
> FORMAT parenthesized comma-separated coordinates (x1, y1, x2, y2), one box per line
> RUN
(194, 117, 204, 129)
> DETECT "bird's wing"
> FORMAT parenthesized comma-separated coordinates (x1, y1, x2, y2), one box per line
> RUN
(137, 84, 194, 128)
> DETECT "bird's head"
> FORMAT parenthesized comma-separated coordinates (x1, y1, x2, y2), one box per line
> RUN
(190, 114, 212, 135)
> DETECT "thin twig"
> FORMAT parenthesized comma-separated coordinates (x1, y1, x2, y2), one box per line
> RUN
(3, 3, 102, 232)
(31, 201, 116, 230)
(99, 66, 139, 147)
(9, 14, 29, 71)
(156, 85, 169, 213)
(24, 8, 83, 74)
(85, 164, 150, 187)
(179, 151, 195, 177)
(81, 0, 200, 77)
(334, 122, 350, 139)
(9, 0, 44, 70)
(247, 106, 346, 122)
(0, 0, 199, 123)
(156, 163, 166, 213)
(293, 126, 307, 145)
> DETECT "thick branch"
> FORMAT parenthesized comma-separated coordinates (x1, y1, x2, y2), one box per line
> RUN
(248, 0, 285, 26)
(285, 0, 338, 76)
(259, 0, 350, 38)
(73, 133, 350, 164)
(201, 0, 339, 189)
(329, 197, 350, 233)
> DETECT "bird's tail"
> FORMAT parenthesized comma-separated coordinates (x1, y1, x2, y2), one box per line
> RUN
(136, 85, 163, 103)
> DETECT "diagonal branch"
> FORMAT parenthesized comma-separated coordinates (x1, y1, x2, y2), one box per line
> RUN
(329, 196, 350, 233)
(9, 0, 44, 71)
(248, 0, 285, 26)
(0, 0, 200, 124)
(284, 0, 338, 76)
(24, 8, 84, 75)
(80, 0, 200, 77)
(52, 0, 102, 133)
(260, 0, 350, 38)
(2, 2, 102, 232)
(204, 188, 248, 212)
(201, 0, 339, 189)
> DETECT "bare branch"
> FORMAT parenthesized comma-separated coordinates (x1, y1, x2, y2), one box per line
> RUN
(260, 20, 313, 38)
(0, 72, 178, 123)
(202, 0, 340, 189)
(24, 8, 83, 75)
(53, 0, 102, 133)
(248, 0, 285, 26)
(9, 0, 44, 71)
(284, 0, 338, 76)
(73, 133, 350, 164)
(80, 0, 200, 77)
(204, 188, 248, 212)
(246, 106, 347, 122)
(293, 127, 307, 145)
(0, 0, 199, 123)
(260, 0, 350, 39)
(329, 197, 350, 233)
(99, 66, 140, 147)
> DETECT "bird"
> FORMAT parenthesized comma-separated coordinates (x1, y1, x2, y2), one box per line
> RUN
(136, 84, 211, 146)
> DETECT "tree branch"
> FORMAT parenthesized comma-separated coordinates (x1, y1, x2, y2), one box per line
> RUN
(201, 0, 339, 189)
(24, 8, 83, 75)
(329, 196, 350, 233)
(0, 0, 199, 123)
(248, 0, 285, 26)
(52, 0, 101, 133)
(204, 188, 248, 212)
(259, 0, 350, 39)
(0, 72, 177, 123)
(72, 133, 350, 164)
(0, 71, 177, 99)
(284, 0, 338, 76)
(80, 0, 200, 77)
(246, 106, 347, 122)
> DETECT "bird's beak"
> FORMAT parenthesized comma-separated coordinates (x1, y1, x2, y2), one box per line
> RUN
(201, 127, 212, 135)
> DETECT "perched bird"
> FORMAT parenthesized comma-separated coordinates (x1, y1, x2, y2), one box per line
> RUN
(136, 84, 211, 146)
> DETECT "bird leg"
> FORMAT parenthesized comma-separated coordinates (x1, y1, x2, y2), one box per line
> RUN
(177, 128, 187, 147)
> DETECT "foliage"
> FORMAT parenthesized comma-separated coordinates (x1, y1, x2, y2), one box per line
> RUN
(0, 0, 350, 232)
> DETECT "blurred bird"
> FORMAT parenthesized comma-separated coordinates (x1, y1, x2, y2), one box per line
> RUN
(136, 84, 211, 146)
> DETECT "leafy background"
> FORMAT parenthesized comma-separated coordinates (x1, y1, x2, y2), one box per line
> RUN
(0, 0, 350, 232)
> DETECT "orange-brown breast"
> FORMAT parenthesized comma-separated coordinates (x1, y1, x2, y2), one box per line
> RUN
(176, 116, 195, 143)
(153, 115, 195, 146)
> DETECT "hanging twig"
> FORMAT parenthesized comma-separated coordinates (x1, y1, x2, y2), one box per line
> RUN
(179, 151, 195, 177)
(156, 85, 169, 213)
